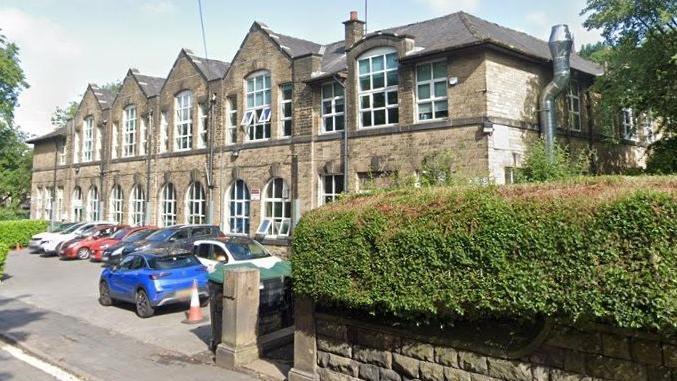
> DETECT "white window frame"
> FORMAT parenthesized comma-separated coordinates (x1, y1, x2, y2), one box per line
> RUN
(567, 80, 582, 132)
(243, 71, 272, 141)
(160, 112, 169, 153)
(44, 188, 52, 220)
(130, 185, 145, 226)
(123, 106, 137, 157)
(226, 179, 250, 235)
(140, 114, 148, 155)
(260, 178, 291, 238)
(87, 186, 100, 221)
(357, 47, 399, 128)
(641, 113, 655, 143)
(198, 103, 208, 149)
(72, 186, 83, 222)
(58, 142, 66, 165)
(55, 187, 64, 221)
(320, 174, 344, 205)
(175, 91, 193, 151)
(185, 182, 206, 224)
(415, 60, 448, 122)
(83, 117, 94, 162)
(109, 185, 123, 223)
(95, 124, 103, 161)
(280, 83, 293, 137)
(159, 183, 176, 227)
(72, 133, 80, 164)
(227, 97, 238, 144)
(321, 81, 345, 133)
(111, 123, 119, 160)
(622, 108, 636, 141)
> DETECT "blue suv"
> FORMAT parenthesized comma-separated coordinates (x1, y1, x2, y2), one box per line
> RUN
(98, 251, 208, 318)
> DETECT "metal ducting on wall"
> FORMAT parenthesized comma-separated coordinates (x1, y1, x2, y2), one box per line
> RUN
(540, 25, 573, 161)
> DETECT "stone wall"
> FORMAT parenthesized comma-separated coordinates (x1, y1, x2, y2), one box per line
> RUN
(311, 313, 676, 381)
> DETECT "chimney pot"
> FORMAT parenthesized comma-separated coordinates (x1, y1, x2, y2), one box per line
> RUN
(350, 11, 358, 21)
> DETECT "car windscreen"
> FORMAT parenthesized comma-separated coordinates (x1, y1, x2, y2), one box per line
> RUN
(225, 240, 270, 261)
(145, 229, 176, 242)
(147, 255, 201, 270)
(123, 229, 155, 242)
(111, 228, 131, 240)
(61, 223, 84, 234)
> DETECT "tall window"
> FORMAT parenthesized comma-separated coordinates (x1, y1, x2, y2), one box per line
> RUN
(35, 188, 44, 219)
(198, 103, 208, 149)
(123, 106, 137, 157)
(72, 133, 80, 164)
(175, 91, 193, 151)
(243, 71, 271, 141)
(621, 108, 635, 140)
(130, 185, 145, 226)
(44, 188, 52, 220)
(260, 178, 291, 237)
(185, 182, 206, 224)
(642, 113, 655, 143)
(160, 112, 169, 153)
(416, 61, 448, 121)
(140, 114, 148, 155)
(159, 183, 176, 227)
(227, 180, 250, 234)
(321, 175, 345, 205)
(58, 142, 66, 165)
(227, 96, 238, 144)
(87, 186, 100, 221)
(321, 81, 345, 133)
(567, 80, 581, 131)
(111, 123, 119, 159)
(83, 117, 94, 162)
(358, 48, 399, 127)
(280, 83, 293, 137)
(95, 125, 103, 161)
(109, 185, 123, 223)
(56, 187, 64, 221)
(72, 186, 83, 222)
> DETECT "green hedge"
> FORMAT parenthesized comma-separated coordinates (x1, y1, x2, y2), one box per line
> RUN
(292, 177, 677, 331)
(0, 220, 48, 279)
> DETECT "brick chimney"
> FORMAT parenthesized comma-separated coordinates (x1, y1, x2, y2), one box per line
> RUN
(343, 11, 365, 50)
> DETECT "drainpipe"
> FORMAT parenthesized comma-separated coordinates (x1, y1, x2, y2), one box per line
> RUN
(333, 74, 349, 192)
(539, 25, 573, 162)
(206, 92, 217, 225)
(145, 111, 153, 226)
(50, 138, 59, 230)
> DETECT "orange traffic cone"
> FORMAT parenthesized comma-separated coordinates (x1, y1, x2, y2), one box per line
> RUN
(182, 279, 206, 324)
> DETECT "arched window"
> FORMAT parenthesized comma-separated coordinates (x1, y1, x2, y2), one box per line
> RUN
(259, 178, 291, 237)
(87, 186, 100, 221)
(44, 187, 53, 220)
(357, 47, 399, 127)
(72, 186, 83, 222)
(243, 71, 271, 141)
(130, 185, 145, 226)
(123, 105, 137, 157)
(159, 183, 177, 227)
(109, 185, 123, 223)
(226, 180, 250, 234)
(56, 187, 64, 222)
(175, 91, 193, 151)
(185, 182, 206, 224)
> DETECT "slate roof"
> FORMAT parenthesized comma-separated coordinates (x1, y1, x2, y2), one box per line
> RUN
(266, 11, 603, 80)
(90, 84, 117, 109)
(133, 73, 165, 97)
(185, 51, 230, 81)
(26, 126, 67, 144)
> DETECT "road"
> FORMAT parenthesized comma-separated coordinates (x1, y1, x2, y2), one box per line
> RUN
(0, 345, 61, 381)
(0, 249, 258, 381)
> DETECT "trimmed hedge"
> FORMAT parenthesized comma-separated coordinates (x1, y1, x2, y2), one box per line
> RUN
(0, 220, 48, 279)
(292, 177, 677, 331)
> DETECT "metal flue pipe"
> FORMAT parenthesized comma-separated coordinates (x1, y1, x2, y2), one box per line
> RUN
(540, 24, 573, 162)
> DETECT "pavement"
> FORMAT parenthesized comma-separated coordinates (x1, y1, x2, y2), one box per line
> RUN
(0, 346, 60, 381)
(0, 249, 263, 381)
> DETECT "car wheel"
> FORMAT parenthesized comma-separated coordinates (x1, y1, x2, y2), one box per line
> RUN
(98, 281, 113, 306)
(135, 289, 155, 318)
(77, 247, 91, 260)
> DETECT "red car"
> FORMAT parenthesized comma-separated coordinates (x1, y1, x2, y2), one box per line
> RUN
(60, 225, 125, 260)
(90, 226, 157, 262)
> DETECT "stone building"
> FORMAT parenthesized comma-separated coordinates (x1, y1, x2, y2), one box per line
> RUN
(28, 11, 650, 253)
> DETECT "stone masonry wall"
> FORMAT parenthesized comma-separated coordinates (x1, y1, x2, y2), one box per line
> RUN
(314, 314, 676, 381)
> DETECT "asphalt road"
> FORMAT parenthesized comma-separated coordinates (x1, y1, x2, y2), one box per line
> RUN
(0, 249, 258, 381)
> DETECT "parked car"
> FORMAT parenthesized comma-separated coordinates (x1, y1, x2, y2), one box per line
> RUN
(192, 236, 284, 273)
(29, 222, 83, 252)
(92, 226, 156, 262)
(116, 225, 224, 260)
(59, 224, 122, 260)
(41, 222, 113, 255)
(98, 251, 209, 318)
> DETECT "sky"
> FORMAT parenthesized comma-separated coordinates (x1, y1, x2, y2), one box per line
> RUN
(0, 0, 603, 138)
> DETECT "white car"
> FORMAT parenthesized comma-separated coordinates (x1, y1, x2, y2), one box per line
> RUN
(41, 221, 113, 255)
(192, 237, 282, 273)
(29, 223, 83, 251)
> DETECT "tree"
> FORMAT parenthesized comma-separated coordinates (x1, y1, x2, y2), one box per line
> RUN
(50, 101, 78, 128)
(0, 31, 28, 125)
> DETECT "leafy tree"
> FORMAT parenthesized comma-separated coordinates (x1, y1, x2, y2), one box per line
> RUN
(0, 31, 28, 125)
(50, 100, 78, 128)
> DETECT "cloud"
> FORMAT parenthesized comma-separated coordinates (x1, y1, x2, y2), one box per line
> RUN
(417, 0, 480, 13)
(138, 0, 177, 15)
(0, 8, 84, 136)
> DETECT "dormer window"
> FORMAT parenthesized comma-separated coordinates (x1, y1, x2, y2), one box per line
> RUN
(358, 48, 399, 128)
(243, 71, 271, 141)
(175, 91, 193, 151)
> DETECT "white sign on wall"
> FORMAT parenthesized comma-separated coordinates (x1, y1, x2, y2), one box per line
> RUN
(251, 188, 261, 201)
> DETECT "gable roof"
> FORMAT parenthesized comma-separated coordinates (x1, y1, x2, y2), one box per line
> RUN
(184, 50, 230, 81)
(256, 21, 324, 58)
(90, 84, 118, 109)
(132, 72, 165, 97)
(26, 125, 68, 144)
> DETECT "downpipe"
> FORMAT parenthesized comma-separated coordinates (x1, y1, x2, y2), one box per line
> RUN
(539, 25, 573, 162)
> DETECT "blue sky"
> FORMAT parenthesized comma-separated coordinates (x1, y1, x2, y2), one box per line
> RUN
(1, 0, 602, 137)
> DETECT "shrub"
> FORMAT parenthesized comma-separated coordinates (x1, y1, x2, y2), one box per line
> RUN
(292, 176, 677, 331)
(0, 243, 8, 280)
(646, 136, 677, 174)
(0, 220, 48, 248)
(518, 138, 592, 182)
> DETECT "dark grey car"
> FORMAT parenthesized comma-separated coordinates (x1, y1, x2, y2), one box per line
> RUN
(121, 225, 224, 259)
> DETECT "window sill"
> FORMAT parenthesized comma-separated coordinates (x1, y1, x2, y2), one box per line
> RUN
(358, 123, 399, 130)
(414, 118, 448, 125)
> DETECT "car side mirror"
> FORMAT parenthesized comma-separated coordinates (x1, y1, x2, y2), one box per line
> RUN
(111, 265, 119, 271)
